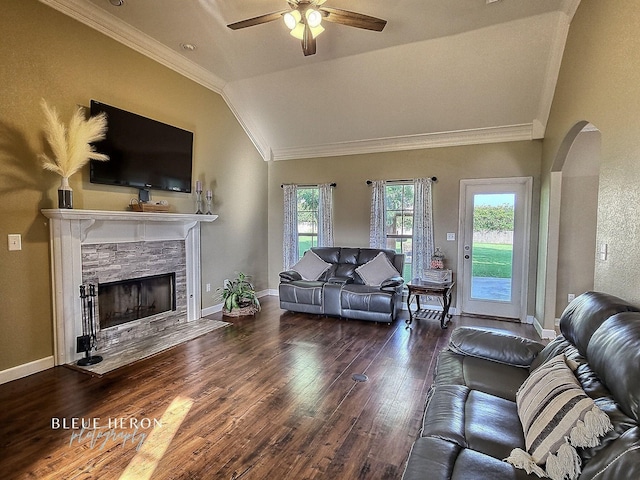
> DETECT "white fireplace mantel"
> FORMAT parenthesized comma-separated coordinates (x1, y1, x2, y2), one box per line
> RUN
(42, 209, 217, 365)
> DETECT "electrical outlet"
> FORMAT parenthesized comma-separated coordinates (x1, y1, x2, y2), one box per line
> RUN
(568, 293, 576, 303)
(8, 234, 21, 251)
(598, 243, 608, 260)
(446, 232, 456, 241)
(205, 283, 211, 292)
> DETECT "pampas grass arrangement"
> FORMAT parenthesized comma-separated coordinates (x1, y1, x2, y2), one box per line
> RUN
(39, 99, 109, 208)
(40, 99, 109, 178)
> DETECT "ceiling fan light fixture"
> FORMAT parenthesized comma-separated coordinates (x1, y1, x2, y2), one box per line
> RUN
(289, 23, 305, 40)
(306, 9, 323, 28)
(283, 10, 301, 30)
(310, 24, 324, 39)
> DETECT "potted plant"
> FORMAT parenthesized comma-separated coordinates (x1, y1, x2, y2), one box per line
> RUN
(218, 272, 260, 317)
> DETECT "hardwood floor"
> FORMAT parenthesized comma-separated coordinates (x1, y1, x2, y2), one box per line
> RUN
(0, 297, 540, 480)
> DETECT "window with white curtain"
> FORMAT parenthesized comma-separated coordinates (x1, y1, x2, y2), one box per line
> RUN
(283, 184, 334, 269)
(385, 182, 414, 281)
(370, 178, 434, 282)
(296, 186, 320, 259)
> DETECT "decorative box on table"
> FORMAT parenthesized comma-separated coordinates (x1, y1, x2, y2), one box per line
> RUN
(422, 269, 453, 284)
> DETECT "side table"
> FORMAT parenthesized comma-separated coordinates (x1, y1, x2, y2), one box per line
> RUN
(406, 280, 455, 329)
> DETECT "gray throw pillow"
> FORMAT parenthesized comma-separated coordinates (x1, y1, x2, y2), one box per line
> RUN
(291, 251, 331, 281)
(355, 252, 398, 286)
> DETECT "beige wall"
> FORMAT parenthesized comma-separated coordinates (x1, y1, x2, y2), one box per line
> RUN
(541, 0, 640, 309)
(267, 141, 542, 313)
(555, 130, 600, 316)
(0, 0, 268, 371)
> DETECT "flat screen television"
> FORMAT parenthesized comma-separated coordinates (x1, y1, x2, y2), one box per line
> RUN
(90, 100, 193, 194)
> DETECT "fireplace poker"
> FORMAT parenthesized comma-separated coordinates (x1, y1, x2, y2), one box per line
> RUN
(76, 283, 103, 366)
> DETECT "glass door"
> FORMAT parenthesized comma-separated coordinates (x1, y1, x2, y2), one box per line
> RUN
(459, 178, 532, 320)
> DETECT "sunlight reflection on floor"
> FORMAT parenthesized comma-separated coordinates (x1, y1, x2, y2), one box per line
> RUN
(119, 396, 194, 480)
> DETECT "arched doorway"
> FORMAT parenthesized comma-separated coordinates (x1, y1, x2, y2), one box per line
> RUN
(543, 121, 601, 330)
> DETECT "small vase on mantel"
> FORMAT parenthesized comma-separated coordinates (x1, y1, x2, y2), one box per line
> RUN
(58, 176, 73, 209)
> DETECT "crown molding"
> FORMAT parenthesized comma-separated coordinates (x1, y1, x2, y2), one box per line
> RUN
(221, 87, 272, 161)
(39, 0, 226, 93)
(534, 5, 579, 139)
(270, 124, 534, 161)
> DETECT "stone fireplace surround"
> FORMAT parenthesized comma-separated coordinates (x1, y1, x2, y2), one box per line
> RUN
(42, 209, 217, 366)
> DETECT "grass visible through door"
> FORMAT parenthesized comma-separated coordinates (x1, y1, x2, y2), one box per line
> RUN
(472, 243, 513, 278)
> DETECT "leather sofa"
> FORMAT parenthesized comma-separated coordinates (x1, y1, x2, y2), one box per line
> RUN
(403, 291, 640, 480)
(279, 247, 404, 323)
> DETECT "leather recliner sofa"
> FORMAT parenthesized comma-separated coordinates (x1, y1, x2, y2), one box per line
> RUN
(402, 291, 640, 480)
(279, 247, 405, 323)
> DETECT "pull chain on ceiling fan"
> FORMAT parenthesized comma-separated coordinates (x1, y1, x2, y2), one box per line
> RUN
(227, 0, 387, 56)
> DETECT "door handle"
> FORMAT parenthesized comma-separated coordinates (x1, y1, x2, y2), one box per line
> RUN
(464, 254, 470, 259)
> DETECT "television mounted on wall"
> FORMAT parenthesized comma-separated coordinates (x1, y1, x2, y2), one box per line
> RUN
(89, 100, 193, 194)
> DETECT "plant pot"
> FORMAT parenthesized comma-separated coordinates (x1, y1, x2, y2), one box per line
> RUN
(58, 176, 73, 209)
(223, 304, 259, 317)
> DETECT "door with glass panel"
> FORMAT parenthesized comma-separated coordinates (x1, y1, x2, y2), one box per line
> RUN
(458, 178, 532, 320)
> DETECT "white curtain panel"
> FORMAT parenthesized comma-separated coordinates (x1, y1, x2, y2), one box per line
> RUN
(412, 177, 435, 280)
(369, 180, 387, 249)
(318, 183, 334, 247)
(283, 184, 298, 270)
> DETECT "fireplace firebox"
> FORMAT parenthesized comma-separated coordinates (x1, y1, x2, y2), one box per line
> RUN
(98, 273, 176, 329)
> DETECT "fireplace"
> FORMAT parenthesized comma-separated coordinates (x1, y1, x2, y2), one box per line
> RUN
(42, 209, 217, 365)
(98, 273, 176, 329)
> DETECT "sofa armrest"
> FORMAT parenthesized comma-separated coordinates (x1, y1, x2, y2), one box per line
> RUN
(448, 327, 545, 368)
(380, 276, 405, 290)
(328, 276, 353, 285)
(279, 270, 302, 282)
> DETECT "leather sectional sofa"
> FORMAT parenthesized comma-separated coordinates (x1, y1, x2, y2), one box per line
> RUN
(403, 291, 640, 480)
(279, 247, 405, 323)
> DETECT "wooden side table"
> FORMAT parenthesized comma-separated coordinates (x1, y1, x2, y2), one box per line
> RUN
(406, 280, 455, 329)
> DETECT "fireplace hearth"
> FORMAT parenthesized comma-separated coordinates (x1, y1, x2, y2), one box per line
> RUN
(98, 273, 176, 329)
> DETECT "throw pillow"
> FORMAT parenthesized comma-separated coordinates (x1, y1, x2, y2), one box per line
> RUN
(355, 252, 399, 286)
(505, 354, 613, 480)
(290, 250, 331, 281)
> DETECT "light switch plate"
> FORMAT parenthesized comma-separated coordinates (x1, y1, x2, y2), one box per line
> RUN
(8, 234, 21, 251)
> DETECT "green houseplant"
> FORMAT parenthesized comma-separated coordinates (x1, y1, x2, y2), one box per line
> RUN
(218, 272, 260, 317)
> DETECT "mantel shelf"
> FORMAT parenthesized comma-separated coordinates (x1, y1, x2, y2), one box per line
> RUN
(42, 209, 217, 245)
(42, 209, 218, 223)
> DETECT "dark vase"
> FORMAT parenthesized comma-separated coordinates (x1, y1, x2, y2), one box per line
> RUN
(58, 177, 73, 209)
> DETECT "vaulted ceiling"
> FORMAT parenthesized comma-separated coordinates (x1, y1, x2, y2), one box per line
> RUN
(41, 0, 581, 160)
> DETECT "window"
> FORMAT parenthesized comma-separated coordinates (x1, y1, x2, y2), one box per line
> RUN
(297, 187, 319, 259)
(385, 183, 414, 281)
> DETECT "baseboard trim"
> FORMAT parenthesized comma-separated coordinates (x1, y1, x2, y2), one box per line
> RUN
(201, 290, 274, 317)
(0, 356, 55, 385)
(532, 316, 556, 340)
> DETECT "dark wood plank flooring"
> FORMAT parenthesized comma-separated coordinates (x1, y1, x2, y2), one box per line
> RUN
(0, 297, 540, 480)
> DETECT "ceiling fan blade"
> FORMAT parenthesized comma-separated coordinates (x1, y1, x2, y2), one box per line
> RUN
(320, 7, 387, 32)
(227, 10, 288, 30)
(302, 24, 317, 56)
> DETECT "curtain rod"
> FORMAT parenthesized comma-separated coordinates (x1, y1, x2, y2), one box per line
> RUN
(280, 183, 337, 188)
(366, 177, 437, 185)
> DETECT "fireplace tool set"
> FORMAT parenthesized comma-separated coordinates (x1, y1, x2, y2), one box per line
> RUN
(76, 284, 103, 366)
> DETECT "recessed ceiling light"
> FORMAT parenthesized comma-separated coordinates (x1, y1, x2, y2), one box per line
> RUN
(180, 43, 197, 52)
(109, 0, 125, 6)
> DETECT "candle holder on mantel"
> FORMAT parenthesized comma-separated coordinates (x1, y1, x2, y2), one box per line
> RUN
(76, 284, 103, 366)
(205, 190, 213, 215)
(195, 181, 203, 214)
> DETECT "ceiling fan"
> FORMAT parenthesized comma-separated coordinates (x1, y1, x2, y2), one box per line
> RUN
(227, 0, 387, 56)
